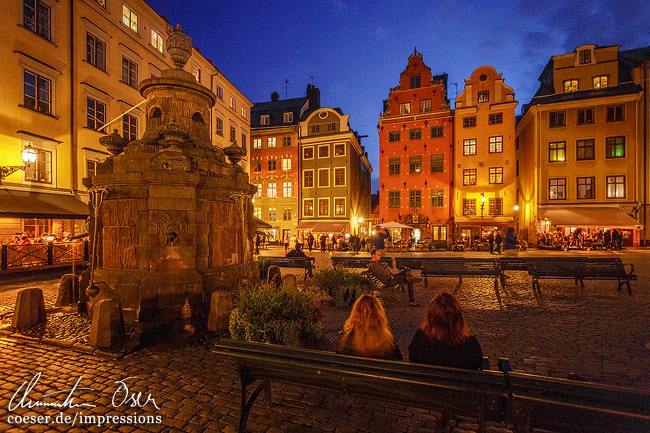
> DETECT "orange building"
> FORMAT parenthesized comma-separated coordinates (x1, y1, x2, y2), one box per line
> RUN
(454, 66, 518, 244)
(377, 49, 453, 245)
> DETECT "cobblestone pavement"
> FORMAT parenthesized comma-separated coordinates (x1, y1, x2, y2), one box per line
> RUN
(0, 248, 649, 432)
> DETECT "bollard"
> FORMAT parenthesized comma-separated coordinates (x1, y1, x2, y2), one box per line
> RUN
(12, 288, 46, 330)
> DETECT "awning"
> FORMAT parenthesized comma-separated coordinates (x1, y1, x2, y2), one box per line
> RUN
(540, 207, 641, 230)
(0, 190, 89, 219)
(311, 222, 350, 233)
(295, 221, 317, 230)
(253, 217, 272, 228)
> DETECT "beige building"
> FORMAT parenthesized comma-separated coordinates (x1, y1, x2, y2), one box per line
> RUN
(0, 0, 250, 240)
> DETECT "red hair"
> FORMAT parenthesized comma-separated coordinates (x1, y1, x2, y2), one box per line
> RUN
(421, 292, 470, 345)
(341, 295, 395, 357)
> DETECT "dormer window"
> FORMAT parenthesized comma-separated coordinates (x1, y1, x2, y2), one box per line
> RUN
(260, 114, 269, 125)
(579, 49, 591, 64)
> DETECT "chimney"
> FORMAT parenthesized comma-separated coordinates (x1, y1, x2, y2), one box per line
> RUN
(271, 91, 280, 101)
(306, 84, 320, 110)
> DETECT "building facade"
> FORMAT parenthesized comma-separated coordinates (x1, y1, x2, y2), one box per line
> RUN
(378, 49, 453, 245)
(0, 0, 249, 241)
(517, 45, 644, 245)
(454, 65, 518, 244)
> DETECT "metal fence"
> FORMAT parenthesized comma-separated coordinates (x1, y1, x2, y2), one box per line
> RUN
(1, 240, 89, 270)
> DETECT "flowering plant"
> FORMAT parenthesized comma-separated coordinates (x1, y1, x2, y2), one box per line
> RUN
(229, 282, 322, 346)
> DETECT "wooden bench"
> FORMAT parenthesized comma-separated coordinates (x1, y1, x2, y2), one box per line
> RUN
(264, 256, 315, 280)
(214, 339, 650, 433)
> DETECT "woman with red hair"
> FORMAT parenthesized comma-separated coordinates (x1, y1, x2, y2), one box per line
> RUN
(408, 292, 482, 369)
(337, 295, 402, 360)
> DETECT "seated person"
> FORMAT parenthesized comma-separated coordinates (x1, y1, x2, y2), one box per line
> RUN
(336, 295, 402, 360)
(368, 249, 421, 306)
(285, 243, 313, 277)
(408, 292, 483, 369)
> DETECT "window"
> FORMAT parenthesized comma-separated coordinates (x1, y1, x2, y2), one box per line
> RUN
(334, 167, 345, 186)
(24, 71, 51, 115)
(151, 29, 164, 53)
(303, 170, 314, 188)
(389, 158, 401, 175)
(409, 156, 422, 173)
(87, 97, 106, 132)
(577, 108, 594, 125)
(430, 154, 444, 172)
(399, 103, 411, 115)
(122, 5, 138, 33)
(24, 147, 52, 183)
(410, 75, 421, 89)
(489, 136, 503, 153)
(593, 75, 608, 89)
(419, 99, 432, 113)
(260, 114, 270, 125)
(215, 117, 224, 136)
(489, 167, 503, 184)
(283, 208, 292, 221)
(576, 139, 595, 160)
(303, 199, 314, 217)
(267, 159, 277, 171)
(23, 0, 51, 40)
(409, 190, 422, 207)
(549, 141, 566, 162)
(489, 198, 502, 215)
(463, 117, 476, 128)
(267, 182, 278, 198)
(122, 114, 137, 141)
(215, 85, 223, 100)
(241, 107, 247, 119)
(252, 160, 261, 172)
(549, 178, 566, 200)
(121, 56, 138, 87)
(252, 138, 261, 149)
(281, 158, 291, 171)
(606, 136, 625, 158)
(606, 176, 625, 198)
(577, 177, 595, 199)
(229, 97, 236, 110)
(478, 91, 489, 103)
(549, 111, 566, 127)
(463, 199, 476, 215)
(488, 113, 503, 124)
(86, 33, 106, 71)
(87, 159, 98, 178)
(303, 147, 314, 159)
(463, 139, 477, 156)
(267, 137, 276, 148)
(579, 49, 591, 64)
(318, 198, 329, 216)
(563, 79, 578, 92)
(318, 169, 329, 187)
(431, 189, 444, 207)
(327, 122, 337, 131)
(388, 191, 400, 208)
(409, 129, 422, 140)
(311, 125, 320, 133)
(282, 137, 291, 147)
(283, 112, 293, 123)
(282, 181, 292, 197)
(268, 208, 276, 221)
(389, 131, 400, 142)
(334, 198, 346, 216)
(606, 105, 624, 122)
(318, 145, 329, 158)
(463, 169, 477, 185)
(229, 126, 236, 143)
(430, 126, 443, 138)
(334, 143, 345, 156)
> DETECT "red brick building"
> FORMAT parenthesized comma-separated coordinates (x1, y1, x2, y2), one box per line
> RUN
(378, 49, 454, 245)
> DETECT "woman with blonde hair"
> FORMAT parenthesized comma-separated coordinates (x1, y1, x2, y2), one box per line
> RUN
(408, 292, 482, 369)
(336, 295, 402, 360)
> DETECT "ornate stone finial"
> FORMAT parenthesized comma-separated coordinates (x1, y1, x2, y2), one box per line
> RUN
(99, 129, 129, 156)
(166, 24, 193, 69)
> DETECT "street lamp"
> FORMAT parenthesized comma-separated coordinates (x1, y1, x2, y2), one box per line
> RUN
(0, 143, 37, 184)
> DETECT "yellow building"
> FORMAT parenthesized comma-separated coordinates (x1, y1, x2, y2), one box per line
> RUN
(454, 66, 518, 244)
(0, 0, 250, 241)
(516, 45, 643, 245)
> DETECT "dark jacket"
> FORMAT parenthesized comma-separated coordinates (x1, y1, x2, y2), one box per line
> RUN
(408, 329, 483, 369)
(336, 330, 403, 361)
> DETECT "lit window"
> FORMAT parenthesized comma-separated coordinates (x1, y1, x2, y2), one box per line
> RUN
(87, 97, 106, 132)
(593, 75, 608, 89)
(334, 198, 346, 216)
(577, 177, 595, 199)
(267, 137, 276, 148)
(489, 136, 503, 153)
(334, 167, 345, 186)
(389, 131, 400, 142)
(409, 190, 421, 208)
(283, 112, 293, 123)
(478, 91, 489, 103)
(23, 0, 51, 40)
(318, 169, 329, 187)
(260, 114, 269, 125)
(267, 182, 277, 198)
(388, 191, 400, 208)
(318, 198, 329, 216)
(399, 103, 411, 115)
(605, 136, 625, 158)
(24, 70, 52, 115)
(122, 114, 137, 141)
(488, 167, 503, 184)
(549, 178, 566, 200)
(121, 56, 138, 87)
(388, 158, 400, 175)
(24, 147, 52, 183)
(215, 117, 223, 136)
(282, 158, 291, 171)
(549, 141, 566, 162)
(463, 169, 476, 186)
(282, 181, 292, 197)
(606, 176, 625, 198)
(151, 29, 164, 53)
(122, 5, 138, 33)
(303, 199, 314, 217)
(86, 33, 106, 71)
(409, 156, 422, 173)
(563, 79, 578, 92)
(463, 139, 477, 156)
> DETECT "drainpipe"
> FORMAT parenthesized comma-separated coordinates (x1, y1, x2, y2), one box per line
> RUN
(70, 0, 77, 193)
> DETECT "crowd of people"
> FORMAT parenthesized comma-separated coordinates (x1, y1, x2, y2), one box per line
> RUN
(537, 228, 628, 251)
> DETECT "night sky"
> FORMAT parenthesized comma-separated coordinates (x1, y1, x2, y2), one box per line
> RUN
(146, 0, 650, 191)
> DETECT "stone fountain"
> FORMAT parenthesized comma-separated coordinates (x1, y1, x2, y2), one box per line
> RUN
(88, 25, 256, 336)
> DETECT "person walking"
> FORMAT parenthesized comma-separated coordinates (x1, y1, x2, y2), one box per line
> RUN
(494, 231, 503, 255)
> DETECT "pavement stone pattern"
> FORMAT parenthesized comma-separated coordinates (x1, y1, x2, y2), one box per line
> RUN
(0, 248, 648, 432)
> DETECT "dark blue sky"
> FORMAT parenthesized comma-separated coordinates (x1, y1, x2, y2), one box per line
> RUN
(147, 0, 649, 191)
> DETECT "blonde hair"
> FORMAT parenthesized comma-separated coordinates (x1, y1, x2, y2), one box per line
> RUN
(422, 292, 470, 345)
(341, 295, 395, 357)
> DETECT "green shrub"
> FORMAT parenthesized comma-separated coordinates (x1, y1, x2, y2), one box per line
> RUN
(310, 267, 372, 307)
(229, 282, 322, 346)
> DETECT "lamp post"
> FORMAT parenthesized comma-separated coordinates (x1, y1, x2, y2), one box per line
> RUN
(0, 144, 37, 184)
